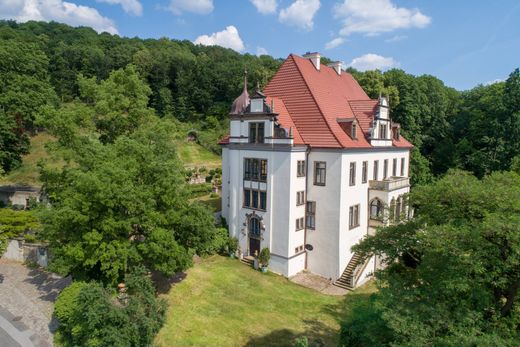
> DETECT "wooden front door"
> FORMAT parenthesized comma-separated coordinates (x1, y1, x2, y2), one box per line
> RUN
(249, 237, 260, 257)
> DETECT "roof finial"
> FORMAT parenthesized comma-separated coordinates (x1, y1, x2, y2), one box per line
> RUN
(256, 80, 260, 91)
(243, 69, 248, 92)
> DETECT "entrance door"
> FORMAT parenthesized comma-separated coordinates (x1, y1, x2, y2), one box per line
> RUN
(248, 216, 262, 256)
(249, 237, 260, 257)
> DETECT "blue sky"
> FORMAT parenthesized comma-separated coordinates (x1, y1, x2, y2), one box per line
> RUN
(1, 0, 519, 90)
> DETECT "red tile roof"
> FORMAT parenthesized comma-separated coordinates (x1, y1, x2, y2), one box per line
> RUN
(263, 54, 413, 149)
(267, 96, 304, 145)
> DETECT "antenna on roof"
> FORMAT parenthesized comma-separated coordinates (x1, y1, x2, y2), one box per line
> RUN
(243, 69, 248, 91)
(256, 80, 261, 91)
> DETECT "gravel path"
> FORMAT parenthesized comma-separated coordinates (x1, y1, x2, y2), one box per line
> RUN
(0, 259, 71, 346)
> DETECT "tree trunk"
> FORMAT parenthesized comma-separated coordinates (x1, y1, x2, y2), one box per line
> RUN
(501, 277, 520, 317)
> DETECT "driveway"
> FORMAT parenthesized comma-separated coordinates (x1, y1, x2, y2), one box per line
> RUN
(0, 259, 71, 347)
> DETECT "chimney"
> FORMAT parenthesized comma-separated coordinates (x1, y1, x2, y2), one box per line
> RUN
(303, 52, 320, 70)
(328, 61, 342, 75)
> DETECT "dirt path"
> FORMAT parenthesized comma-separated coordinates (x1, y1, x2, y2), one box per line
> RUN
(0, 259, 71, 346)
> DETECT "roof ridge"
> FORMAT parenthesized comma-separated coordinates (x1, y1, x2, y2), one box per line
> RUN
(290, 55, 342, 147)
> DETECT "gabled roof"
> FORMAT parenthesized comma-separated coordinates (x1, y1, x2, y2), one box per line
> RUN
(263, 54, 413, 149)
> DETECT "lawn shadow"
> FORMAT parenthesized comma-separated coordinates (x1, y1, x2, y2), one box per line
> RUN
(244, 319, 335, 347)
(151, 271, 187, 295)
(23, 268, 71, 303)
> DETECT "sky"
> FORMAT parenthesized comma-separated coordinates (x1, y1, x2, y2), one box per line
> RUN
(1, 0, 519, 90)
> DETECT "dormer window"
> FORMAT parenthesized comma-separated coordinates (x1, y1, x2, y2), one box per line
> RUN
(337, 118, 358, 140)
(249, 122, 264, 143)
(251, 99, 263, 113)
(392, 124, 401, 140)
(351, 123, 357, 139)
(379, 123, 387, 139)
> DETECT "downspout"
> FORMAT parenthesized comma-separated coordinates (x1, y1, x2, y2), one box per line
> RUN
(304, 145, 311, 270)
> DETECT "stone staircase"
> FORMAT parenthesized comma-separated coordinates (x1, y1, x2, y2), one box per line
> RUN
(334, 253, 362, 291)
(240, 256, 254, 267)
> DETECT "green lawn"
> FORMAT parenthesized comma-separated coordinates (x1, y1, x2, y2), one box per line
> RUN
(155, 256, 375, 347)
(194, 193, 222, 212)
(176, 140, 221, 169)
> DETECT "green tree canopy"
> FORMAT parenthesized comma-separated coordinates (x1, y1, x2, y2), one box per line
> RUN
(344, 170, 520, 346)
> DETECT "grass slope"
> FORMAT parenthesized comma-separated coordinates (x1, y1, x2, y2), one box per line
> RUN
(1, 133, 221, 186)
(0, 132, 61, 186)
(177, 140, 221, 169)
(155, 256, 374, 347)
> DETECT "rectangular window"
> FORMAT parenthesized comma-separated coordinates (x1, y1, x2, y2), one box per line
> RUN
(252, 190, 259, 209)
(314, 161, 326, 186)
(383, 159, 388, 179)
(243, 158, 267, 182)
(349, 204, 360, 229)
(306, 201, 316, 229)
(296, 191, 305, 206)
(379, 124, 387, 139)
(249, 122, 265, 144)
(260, 191, 267, 210)
(373, 160, 379, 181)
(349, 162, 356, 186)
(244, 188, 251, 207)
(362, 161, 368, 183)
(401, 158, 405, 176)
(297, 160, 306, 177)
(294, 245, 304, 254)
(296, 217, 304, 231)
(392, 158, 397, 177)
(243, 188, 267, 211)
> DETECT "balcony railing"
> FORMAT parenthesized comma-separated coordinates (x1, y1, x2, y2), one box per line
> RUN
(369, 177, 410, 191)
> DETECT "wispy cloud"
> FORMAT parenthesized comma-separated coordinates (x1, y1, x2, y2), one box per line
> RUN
(325, 37, 345, 49)
(250, 0, 277, 15)
(96, 0, 142, 16)
(385, 35, 407, 43)
(167, 0, 213, 15)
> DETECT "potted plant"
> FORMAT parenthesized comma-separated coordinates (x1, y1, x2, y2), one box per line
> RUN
(227, 237, 239, 258)
(258, 247, 270, 273)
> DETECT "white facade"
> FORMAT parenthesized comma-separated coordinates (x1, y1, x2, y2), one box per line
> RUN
(221, 117, 410, 285)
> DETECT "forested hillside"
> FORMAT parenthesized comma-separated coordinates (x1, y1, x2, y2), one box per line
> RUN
(1, 20, 519, 184)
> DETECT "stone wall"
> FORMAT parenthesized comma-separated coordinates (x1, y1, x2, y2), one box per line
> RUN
(3, 238, 49, 267)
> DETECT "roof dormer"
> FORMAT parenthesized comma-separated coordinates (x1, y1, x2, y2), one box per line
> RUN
(337, 118, 359, 140)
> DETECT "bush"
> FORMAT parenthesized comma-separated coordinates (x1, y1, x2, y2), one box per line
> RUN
(226, 236, 238, 255)
(23, 234, 37, 243)
(209, 192, 219, 198)
(294, 336, 308, 347)
(259, 247, 270, 266)
(54, 269, 167, 347)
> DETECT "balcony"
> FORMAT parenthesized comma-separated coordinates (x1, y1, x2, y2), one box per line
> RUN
(369, 177, 410, 192)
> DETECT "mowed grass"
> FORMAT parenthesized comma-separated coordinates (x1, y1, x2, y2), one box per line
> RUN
(0, 132, 62, 186)
(176, 140, 221, 169)
(155, 256, 375, 347)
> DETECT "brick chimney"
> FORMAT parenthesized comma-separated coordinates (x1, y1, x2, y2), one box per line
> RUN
(303, 52, 320, 71)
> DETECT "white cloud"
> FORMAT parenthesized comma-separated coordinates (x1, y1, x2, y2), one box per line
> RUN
(0, 0, 118, 34)
(250, 0, 277, 14)
(348, 53, 399, 71)
(325, 37, 344, 49)
(96, 0, 142, 16)
(385, 34, 407, 43)
(256, 46, 268, 56)
(279, 0, 320, 31)
(167, 0, 213, 15)
(485, 78, 504, 86)
(334, 0, 430, 36)
(194, 26, 245, 52)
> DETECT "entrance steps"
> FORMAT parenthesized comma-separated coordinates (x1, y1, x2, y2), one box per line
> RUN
(240, 256, 254, 268)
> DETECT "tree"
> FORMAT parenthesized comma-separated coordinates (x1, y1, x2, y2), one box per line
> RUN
(344, 170, 520, 345)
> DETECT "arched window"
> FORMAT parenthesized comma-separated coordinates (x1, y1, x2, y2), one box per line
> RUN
(249, 216, 261, 237)
(370, 199, 383, 220)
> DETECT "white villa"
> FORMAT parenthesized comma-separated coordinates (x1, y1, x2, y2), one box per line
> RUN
(219, 52, 413, 289)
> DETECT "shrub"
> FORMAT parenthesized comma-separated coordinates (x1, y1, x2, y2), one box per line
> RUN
(226, 236, 238, 255)
(259, 247, 270, 266)
(54, 269, 167, 347)
(209, 192, 219, 198)
(24, 234, 37, 243)
(294, 336, 308, 347)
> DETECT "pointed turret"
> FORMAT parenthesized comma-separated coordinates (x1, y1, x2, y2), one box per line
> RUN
(230, 72, 250, 115)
